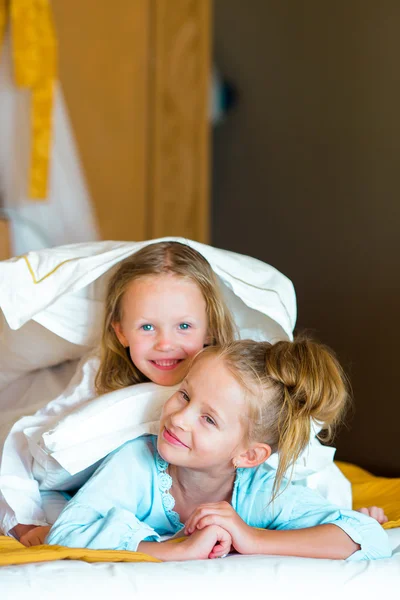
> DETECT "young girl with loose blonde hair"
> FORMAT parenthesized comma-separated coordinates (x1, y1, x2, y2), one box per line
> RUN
(95, 240, 236, 394)
(46, 337, 391, 562)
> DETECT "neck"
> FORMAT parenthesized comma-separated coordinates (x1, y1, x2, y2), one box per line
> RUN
(168, 464, 236, 506)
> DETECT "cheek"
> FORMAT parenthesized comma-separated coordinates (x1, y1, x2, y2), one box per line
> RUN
(194, 432, 223, 457)
(161, 397, 177, 420)
(183, 333, 208, 356)
(128, 335, 150, 359)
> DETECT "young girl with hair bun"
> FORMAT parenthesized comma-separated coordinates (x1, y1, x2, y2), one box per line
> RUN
(46, 338, 391, 562)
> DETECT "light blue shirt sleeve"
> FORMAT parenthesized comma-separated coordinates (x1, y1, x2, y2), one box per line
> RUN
(234, 467, 392, 561)
(46, 437, 162, 551)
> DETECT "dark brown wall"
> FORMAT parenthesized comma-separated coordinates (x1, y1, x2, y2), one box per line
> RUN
(212, 1, 400, 475)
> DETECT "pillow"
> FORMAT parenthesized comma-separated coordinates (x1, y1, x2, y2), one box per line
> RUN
(25, 382, 178, 489)
(0, 312, 90, 392)
(336, 461, 400, 530)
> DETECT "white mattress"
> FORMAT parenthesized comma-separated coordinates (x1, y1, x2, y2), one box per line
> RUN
(1, 530, 399, 600)
(1, 366, 400, 599)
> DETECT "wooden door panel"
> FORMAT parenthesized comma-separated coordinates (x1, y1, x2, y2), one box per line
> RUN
(149, 0, 211, 242)
(52, 0, 210, 243)
(52, 0, 150, 241)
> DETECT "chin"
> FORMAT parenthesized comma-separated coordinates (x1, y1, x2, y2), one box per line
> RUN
(157, 439, 176, 464)
(157, 433, 187, 462)
(156, 440, 168, 461)
(152, 372, 184, 387)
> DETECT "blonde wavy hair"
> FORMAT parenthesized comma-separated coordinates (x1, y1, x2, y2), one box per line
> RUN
(199, 337, 349, 499)
(95, 241, 236, 395)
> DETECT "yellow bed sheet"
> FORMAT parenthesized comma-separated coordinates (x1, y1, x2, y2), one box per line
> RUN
(337, 461, 400, 530)
(0, 535, 160, 566)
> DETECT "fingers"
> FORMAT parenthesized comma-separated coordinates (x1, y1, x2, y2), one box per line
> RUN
(21, 534, 37, 547)
(209, 543, 229, 559)
(359, 506, 389, 524)
(186, 513, 221, 534)
(208, 528, 232, 559)
(369, 506, 388, 524)
(185, 510, 206, 534)
(185, 502, 231, 534)
(19, 535, 30, 547)
(195, 515, 222, 531)
(19, 526, 51, 547)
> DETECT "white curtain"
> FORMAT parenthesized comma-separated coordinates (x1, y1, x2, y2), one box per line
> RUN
(0, 33, 99, 256)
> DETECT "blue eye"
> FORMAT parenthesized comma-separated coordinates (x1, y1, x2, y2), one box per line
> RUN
(141, 324, 154, 331)
(204, 415, 216, 426)
(179, 390, 190, 402)
(179, 323, 190, 330)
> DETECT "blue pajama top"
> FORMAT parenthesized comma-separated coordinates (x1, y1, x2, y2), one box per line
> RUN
(46, 435, 391, 560)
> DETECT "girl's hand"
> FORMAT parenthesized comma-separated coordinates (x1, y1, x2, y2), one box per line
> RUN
(358, 506, 388, 525)
(10, 523, 37, 541)
(20, 525, 52, 547)
(138, 525, 231, 561)
(185, 501, 255, 554)
(179, 524, 232, 560)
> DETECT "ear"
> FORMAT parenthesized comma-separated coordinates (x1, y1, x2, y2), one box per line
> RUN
(203, 330, 214, 347)
(234, 443, 272, 469)
(112, 321, 128, 348)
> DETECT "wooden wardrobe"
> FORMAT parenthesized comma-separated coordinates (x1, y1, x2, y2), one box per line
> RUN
(52, 0, 211, 243)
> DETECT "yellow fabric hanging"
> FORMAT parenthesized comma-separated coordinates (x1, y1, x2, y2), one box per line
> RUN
(0, 0, 57, 199)
(0, 1, 6, 47)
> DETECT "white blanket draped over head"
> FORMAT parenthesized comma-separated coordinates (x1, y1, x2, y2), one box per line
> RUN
(0, 238, 350, 535)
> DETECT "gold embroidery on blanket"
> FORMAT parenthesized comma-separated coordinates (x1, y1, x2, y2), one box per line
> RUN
(22, 255, 79, 284)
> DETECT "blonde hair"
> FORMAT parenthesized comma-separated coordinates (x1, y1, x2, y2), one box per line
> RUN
(199, 337, 349, 499)
(95, 241, 235, 394)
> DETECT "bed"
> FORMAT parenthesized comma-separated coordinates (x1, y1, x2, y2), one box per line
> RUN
(1, 240, 400, 599)
(0, 530, 399, 600)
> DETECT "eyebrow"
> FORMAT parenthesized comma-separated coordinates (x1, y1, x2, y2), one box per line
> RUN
(202, 403, 224, 423)
(136, 315, 199, 323)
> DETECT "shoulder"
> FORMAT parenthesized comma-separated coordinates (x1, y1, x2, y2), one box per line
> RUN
(99, 435, 158, 473)
(234, 463, 276, 510)
(235, 463, 327, 512)
(236, 462, 277, 492)
(110, 434, 157, 458)
(235, 464, 338, 528)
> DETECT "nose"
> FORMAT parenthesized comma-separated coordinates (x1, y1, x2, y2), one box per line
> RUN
(170, 405, 191, 431)
(154, 330, 175, 352)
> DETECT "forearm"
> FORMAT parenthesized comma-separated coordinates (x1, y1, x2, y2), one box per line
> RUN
(138, 540, 185, 561)
(247, 524, 359, 560)
(47, 504, 159, 552)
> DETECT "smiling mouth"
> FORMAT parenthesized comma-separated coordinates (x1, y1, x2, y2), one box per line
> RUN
(163, 427, 189, 448)
(150, 359, 183, 370)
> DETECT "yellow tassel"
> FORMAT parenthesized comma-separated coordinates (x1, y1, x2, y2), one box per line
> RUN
(0, 0, 6, 57)
(0, 0, 57, 200)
